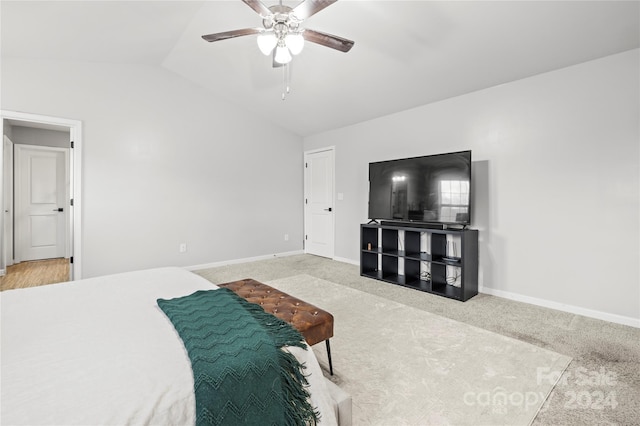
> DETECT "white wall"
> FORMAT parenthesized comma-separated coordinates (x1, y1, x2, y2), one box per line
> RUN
(1, 57, 304, 278)
(304, 49, 639, 325)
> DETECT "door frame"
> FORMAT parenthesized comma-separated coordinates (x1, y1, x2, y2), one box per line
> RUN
(1, 136, 12, 275)
(303, 146, 335, 258)
(1, 110, 83, 280)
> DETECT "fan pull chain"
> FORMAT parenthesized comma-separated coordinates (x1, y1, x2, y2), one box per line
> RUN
(281, 63, 291, 100)
(286, 63, 291, 95)
(282, 63, 286, 100)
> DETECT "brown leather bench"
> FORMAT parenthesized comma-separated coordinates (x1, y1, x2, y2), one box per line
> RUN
(218, 278, 334, 375)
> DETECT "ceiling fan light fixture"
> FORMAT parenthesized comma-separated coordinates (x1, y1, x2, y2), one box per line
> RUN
(257, 31, 277, 55)
(201, 0, 355, 99)
(285, 32, 304, 55)
(274, 44, 292, 64)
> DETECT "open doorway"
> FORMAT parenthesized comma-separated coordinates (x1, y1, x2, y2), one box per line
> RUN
(1, 110, 82, 287)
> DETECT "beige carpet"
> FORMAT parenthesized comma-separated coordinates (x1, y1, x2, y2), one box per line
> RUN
(266, 275, 572, 426)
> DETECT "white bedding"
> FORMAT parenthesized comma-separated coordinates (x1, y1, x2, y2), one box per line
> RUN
(0, 267, 337, 425)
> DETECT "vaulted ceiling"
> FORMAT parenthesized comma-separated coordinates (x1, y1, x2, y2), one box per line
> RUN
(2, 1, 639, 136)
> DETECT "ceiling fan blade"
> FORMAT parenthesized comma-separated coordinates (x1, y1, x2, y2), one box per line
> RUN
(242, 0, 272, 17)
(303, 29, 354, 53)
(293, 0, 337, 20)
(202, 28, 262, 42)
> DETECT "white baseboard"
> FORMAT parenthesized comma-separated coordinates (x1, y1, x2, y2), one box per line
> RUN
(333, 256, 359, 266)
(482, 287, 640, 329)
(185, 250, 304, 272)
(0, 268, 5, 276)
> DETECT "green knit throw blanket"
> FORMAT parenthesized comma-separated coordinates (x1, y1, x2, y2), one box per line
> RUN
(157, 288, 320, 426)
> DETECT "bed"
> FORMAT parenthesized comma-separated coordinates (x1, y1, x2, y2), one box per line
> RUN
(1, 267, 346, 425)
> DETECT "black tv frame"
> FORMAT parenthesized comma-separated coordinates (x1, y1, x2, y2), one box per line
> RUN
(367, 150, 472, 229)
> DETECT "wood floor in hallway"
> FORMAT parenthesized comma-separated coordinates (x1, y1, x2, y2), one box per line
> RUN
(0, 258, 70, 291)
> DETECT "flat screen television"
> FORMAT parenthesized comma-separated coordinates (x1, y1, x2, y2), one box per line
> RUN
(368, 150, 472, 226)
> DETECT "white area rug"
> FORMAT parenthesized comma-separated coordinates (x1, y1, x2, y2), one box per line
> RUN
(267, 275, 572, 426)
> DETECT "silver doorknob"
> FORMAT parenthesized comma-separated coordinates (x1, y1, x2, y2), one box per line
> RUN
(53, 208, 64, 212)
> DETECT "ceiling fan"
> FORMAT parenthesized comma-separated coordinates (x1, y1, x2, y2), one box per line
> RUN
(201, 0, 355, 66)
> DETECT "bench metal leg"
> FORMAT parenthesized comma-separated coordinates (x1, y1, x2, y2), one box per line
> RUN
(325, 339, 333, 376)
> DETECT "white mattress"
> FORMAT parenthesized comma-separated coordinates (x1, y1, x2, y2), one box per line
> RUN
(0, 267, 337, 425)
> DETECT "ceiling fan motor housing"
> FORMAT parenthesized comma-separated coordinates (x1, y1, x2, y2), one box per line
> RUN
(263, 5, 302, 36)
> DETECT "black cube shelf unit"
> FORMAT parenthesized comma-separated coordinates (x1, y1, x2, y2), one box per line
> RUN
(360, 223, 478, 301)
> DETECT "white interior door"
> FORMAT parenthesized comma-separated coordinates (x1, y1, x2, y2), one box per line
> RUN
(15, 145, 69, 262)
(304, 148, 335, 258)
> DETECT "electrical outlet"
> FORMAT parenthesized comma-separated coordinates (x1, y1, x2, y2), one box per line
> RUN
(179, 243, 187, 253)
(284, 234, 289, 241)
